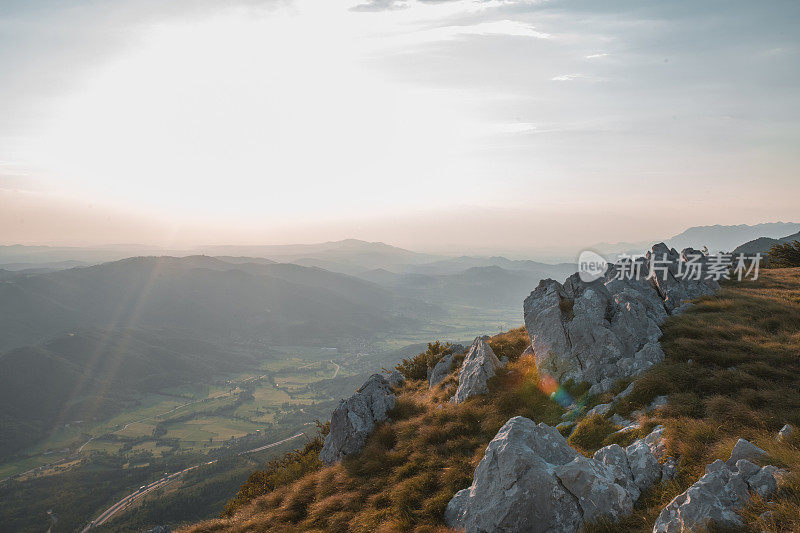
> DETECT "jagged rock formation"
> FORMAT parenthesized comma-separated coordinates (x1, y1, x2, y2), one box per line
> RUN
(726, 438, 766, 466)
(653, 442, 784, 532)
(319, 374, 396, 465)
(445, 417, 672, 532)
(778, 424, 795, 442)
(428, 352, 454, 388)
(450, 337, 504, 404)
(523, 243, 719, 393)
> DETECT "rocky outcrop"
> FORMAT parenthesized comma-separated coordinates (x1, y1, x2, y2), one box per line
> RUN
(778, 424, 795, 442)
(385, 370, 405, 388)
(450, 337, 504, 404)
(726, 438, 766, 466)
(445, 417, 672, 532)
(523, 243, 719, 393)
(319, 374, 396, 465)
(653, 444, 784, 533)
(429, 352, 455, 388)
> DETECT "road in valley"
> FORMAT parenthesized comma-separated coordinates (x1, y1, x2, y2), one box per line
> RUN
(79, 432, 306, 531)
(2, 391, 240, 484)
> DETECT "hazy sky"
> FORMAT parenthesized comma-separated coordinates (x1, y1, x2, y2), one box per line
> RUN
(1, 0, 799, 253)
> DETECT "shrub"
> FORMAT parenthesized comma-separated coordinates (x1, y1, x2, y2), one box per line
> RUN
(395, 341, 453, 381)
(769, 241, 800, 268)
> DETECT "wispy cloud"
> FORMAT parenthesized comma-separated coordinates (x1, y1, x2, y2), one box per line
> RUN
(585, 52, 609, 59)
(351, 0, 409, 12)
(550, 73, 602, 81)
(451, 19, 550, 38)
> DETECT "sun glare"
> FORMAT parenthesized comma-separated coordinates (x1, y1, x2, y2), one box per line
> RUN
(32, 1, 486, 219)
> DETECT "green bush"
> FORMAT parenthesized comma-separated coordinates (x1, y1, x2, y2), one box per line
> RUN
(395, 341, 453, 381)
(769, 241, 800, 268)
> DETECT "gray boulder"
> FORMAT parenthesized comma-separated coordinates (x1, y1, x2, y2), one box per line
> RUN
(449, 343, 467, 354)
(778, 424, 795, 442)
(319, 374, 396, 465)
(385, 370, 405, 388)
(586, 402, 612, 417)
(661, 456, 678, 481)
(625, 425, 667, 492)
(593, 443, 642, 502)
(450, 337, 503, 404)
(446, 419, 670, 533)
(444, 417, 584, 532)
(726, 438, 767, 467)
(554, 455, 635, 522)
(653, 457, 784, 533)
(523, 243, 719, 393)
(429, 352, 455, 388)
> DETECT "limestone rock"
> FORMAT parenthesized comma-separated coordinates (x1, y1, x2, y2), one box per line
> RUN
(554, 455, 634, 522)
(661, 456, 678, 481)
(625, 426, 666, 492)
(385, 370, 405, 388)
(726, 438, 766, 467)
(429, 352, 455, 388)
(586, 402, 612, 417)
(615, 382, 636, 402)
(778, 424, 795, 442)
(523, 243, 719, 392)
(444, 417, 583, 532)
(747, 465, 782, 497)
(611, 413, 634, 428)
(653, 455, 784, 533)
(446, 419, 670, 533)
(671, 302, 693, 316)
(450, 337, 503, 404)
(594, 443, 641, 501)
(319, 374, 396, 465)
(449, 343, 467, 355)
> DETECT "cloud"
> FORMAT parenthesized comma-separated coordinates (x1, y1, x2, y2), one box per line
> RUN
(351, 0, 409, 12)
(550, 73, 602, 82)
(585, 53, 609, 59)
(450, 19, 550, 38)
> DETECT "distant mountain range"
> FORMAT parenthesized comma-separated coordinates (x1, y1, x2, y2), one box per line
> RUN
(358, 261, 575, 307)
(0, 255, 427, 353)
(666, 222, 800, 253)
(590, 222, 800, 259)
(733, 231, 800, 255)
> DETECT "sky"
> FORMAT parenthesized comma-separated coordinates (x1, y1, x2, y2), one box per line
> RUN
(1, 0, 799, 254)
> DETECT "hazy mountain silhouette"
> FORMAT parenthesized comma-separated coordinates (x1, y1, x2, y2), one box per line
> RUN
(667, 222, 800, 253)
(733, 231, 800, 255)
(0, 255, 427, 352)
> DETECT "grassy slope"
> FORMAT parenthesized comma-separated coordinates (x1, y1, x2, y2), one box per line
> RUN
(184, 268, 800, 532)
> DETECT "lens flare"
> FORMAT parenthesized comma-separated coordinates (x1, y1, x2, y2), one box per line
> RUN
(539, 373, 574, 407)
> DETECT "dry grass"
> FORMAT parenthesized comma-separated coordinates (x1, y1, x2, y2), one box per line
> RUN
(183, 268, 800, 532)
(182, 328, 561, 532)
(601, 268, 800, 531)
